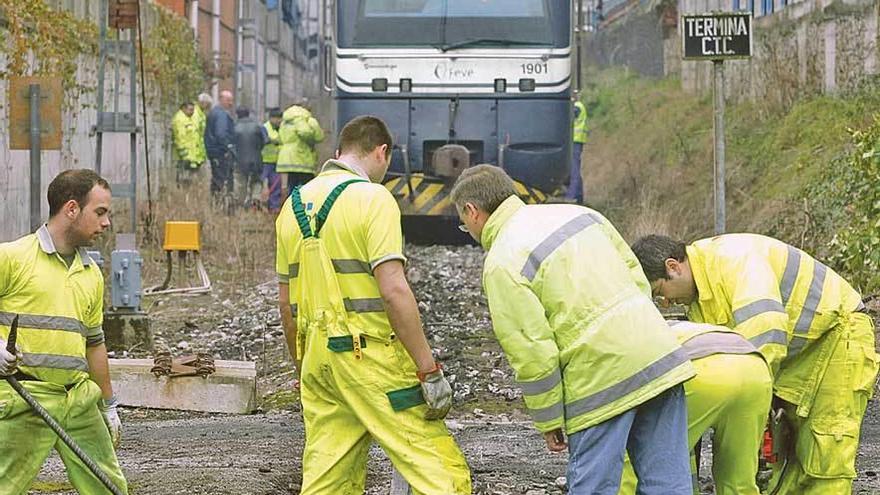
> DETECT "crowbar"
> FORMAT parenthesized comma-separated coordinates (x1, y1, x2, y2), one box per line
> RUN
(5, 315, 125, 495)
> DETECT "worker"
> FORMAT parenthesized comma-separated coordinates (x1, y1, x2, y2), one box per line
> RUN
(205, 90, 236, 198)
(0, 169, 128, 494)
(171, 101, 202, 186)
(565, 95, 588, 204)
(260, 108, 284, 214)
(449, 164, 695, 494)
(276, 116, 471, 494)
(619, 320, 773, 495)
(233, 107, 266, 209)
(276, 101, 324, 197)
(631, 233, 879, 494)
(194, 93, 212, 167)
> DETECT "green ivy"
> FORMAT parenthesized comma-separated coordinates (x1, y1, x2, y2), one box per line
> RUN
(141, 5, 207, 109)
(805, 116, 880, 294)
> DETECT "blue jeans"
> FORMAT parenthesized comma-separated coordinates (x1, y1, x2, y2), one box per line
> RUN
(567, 385, 692, 495)
(261, 163, 282, 211)
(566, 142, 584, 203)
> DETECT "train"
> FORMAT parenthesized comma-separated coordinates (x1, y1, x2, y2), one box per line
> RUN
(319, 0, 578, 242)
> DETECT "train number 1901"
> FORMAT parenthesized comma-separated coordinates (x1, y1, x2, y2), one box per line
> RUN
(520, 62, 549, 75)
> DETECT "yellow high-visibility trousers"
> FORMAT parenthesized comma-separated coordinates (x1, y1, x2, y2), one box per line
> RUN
(0, 379, 128, 495)
(299, 326, 471, 495)
(769, 313, 878, 495)
(620, 353, 772, 495)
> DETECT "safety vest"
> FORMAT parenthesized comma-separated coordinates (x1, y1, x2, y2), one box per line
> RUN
(480, 196, 694, 434)
(0, 225, 105, 386)
(686, 233, 866, 406)
(262, 121, 280, 164)
(276, 105, 325, 174)
(573, 100, 588, 143)
(275, 160, 407, 347)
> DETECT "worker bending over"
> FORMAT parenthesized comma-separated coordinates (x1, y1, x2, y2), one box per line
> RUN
(619, 320, 773, 495)
(632, 233, 878, 495)
(450, 164, 695, 494)
(276, 116, 471, 494)
(0, 169, 128, 494)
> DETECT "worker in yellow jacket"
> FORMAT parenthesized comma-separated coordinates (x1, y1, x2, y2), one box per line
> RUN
(276, 102, 324, 198)
(450, 164, 695, 494)
(0, 169, 128, 494)
(631, 233, 878, 495)
(275, 116, 470, 494)
(171, 101, 202, 186)
(619, 320, 773, 495)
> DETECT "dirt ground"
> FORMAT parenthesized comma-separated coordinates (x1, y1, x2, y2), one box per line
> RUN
(28, 244, 880, 494)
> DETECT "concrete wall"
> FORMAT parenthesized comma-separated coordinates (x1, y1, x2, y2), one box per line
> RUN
(0, 2, 182, 241)
(677, 0, 878, 104)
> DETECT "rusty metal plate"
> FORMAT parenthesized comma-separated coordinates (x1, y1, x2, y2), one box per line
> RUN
(8, 76, 63, 150)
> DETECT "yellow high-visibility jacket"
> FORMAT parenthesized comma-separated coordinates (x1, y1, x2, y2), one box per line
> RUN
(481, 196, 695, 434)
(686, 233, 867, 406)
(276, 105, 325, 174)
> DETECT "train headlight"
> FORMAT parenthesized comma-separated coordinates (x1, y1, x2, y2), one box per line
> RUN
(371, 78, 388, 92)
(494, 78, 507, 93)
(518, 78, 536, 92)
(399, 78, 412, 93)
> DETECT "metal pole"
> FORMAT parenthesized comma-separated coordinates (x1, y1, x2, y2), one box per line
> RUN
(96, 0, 108, 175)
(29, 84, 41, 232)
(130, 31, 138, 232)
(576, 0, 583, 93)
(712, 60, 726, 235)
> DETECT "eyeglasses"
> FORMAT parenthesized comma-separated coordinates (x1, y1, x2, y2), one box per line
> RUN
(458, 224, 469, 233)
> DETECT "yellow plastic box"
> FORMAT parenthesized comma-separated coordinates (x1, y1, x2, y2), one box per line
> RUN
(163, 221, 201, 251)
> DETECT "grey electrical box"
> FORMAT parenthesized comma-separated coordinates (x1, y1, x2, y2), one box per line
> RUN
(110, 234, 143, 310)
(85, 250, 104, 268)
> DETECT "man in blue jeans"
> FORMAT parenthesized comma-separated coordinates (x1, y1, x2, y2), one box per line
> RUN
(450, 164, 695, 494)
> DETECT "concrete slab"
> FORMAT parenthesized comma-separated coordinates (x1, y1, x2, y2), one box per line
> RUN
(109, 358, 257, 414)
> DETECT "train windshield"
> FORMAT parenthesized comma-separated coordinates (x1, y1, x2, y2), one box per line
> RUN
(338, 0, 568, 49)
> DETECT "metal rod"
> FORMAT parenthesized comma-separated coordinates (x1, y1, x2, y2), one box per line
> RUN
(713, 60, 726, 235)
(95, 0, 108, 175)
(136, 0, 154, 231)
(29, 84, 42, 232)
(129, 32, 138, 232)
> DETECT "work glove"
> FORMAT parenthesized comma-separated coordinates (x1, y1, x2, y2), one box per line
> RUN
(418, 363, 452, 420)
(0, 339, 21, 376)
(99, 394, 123, 448)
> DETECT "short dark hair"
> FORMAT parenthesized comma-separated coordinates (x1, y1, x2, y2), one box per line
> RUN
(180, 101, 194, 110)
(338, 116, 393, 157)
(630, 235, 688, 282)
(47, 169, 111, 217)
(268, 108, 282, 118)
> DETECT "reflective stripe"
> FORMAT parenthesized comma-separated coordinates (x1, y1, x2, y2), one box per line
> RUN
(749, 329, 788, 348)
(278, 273, 289, 283)
(529, 400, 565, 423)
(564, 347, 690, 419)
(86, 334, 105, 346)
(732, 299, 786, 325)
(794, 261, 827, 334)
(332, 259, 372, 274)
(787, 335, 808, 358)
(287, 259, 373, 278)
(681, 332, 757, 360)
(343, 297, 385, 313)
(779, 245, 801, 305)
(521, 214, 598, 281)
(517, 367, 562, 396)
(0, 312, 86, 336)
(21, 353, 89, 372)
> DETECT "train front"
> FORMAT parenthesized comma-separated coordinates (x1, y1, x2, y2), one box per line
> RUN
(333, 0, 573, 243)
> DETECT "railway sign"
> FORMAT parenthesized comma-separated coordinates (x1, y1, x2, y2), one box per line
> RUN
(682, 13, 752, 61)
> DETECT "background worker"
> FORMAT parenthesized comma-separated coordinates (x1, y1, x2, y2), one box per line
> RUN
(0, 169, 127, 494)
(619, 320, 773, 495)
(194, 93, 212, 167)
(275, 101, 324, 197)
(565, 95, 588, 204)
(233, 107, 265, 209)
(204, 90, 236, 198)
(260, 108, 284, 213)
(275, 116, 471, 494)
(171, 101, 202, 186)
(449, 165, 695, 494)
(631, 233, 879, 495)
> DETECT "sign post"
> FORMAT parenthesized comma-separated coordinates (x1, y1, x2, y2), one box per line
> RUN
(682, 12, 752, 234)
(9, 76, 63, 232)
